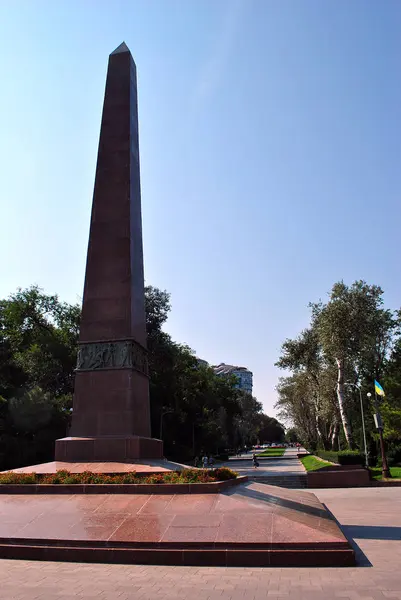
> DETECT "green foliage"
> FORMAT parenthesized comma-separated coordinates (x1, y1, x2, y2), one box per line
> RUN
(0, 286, 80, 397)
(0, 284, 271, 469)
(376, 445, 401, 467)
(387, 445, 401, 466)
(310, 281, 396, 377)
(316, 450, 364, 466)
(256, 414, 285, 444)
(369, 467, 401, 480)
(0, 468, 238, 485)
(276, 279, 401, 453)
(144, 287, 269, 459)
(256, 448, 285, 457)
(211, 467, 238, 481)
(285, 428, 300, 443)
(0, 472, 37, 484)
(300, 455, 332, 472)
(9, 388, 54, 432)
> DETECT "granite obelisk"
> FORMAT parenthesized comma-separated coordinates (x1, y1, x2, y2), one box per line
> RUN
(55, 43, 163, 461)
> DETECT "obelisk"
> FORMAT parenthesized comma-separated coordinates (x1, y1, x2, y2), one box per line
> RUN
(55, 43, 163, 461)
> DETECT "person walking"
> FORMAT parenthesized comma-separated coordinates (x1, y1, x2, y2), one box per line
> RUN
(202, 455, 209, 469)
(252, 453, 259, 469)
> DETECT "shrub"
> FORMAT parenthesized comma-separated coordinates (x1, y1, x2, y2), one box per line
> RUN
(211, 467, 237, 481)
(315, 450, 365, 465)
(179, 468, 210, 483)
(0, 472, 36, 484)
(337, 451, 365, 465)
(316, 450, 364, 466)
(121, 473, 140, 484)
(0, 467, 238, 485)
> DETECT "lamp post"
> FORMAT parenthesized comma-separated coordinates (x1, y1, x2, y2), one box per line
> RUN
(345, 383, 369, 468)
(367, 392, 390, 479)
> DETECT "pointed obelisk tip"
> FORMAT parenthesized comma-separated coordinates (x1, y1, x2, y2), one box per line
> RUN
(111, 41, 130, 55)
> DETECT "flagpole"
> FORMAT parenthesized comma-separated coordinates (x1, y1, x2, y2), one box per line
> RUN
(373, 389, 391, 479)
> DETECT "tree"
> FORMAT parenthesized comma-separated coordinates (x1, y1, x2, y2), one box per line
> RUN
(276, 280, 400, 452)
(0, 284, 268, 467)
(0, 286, 80, 398)
(276, 374, 320, 449)
(256, 414, 285, 444)
(276, 327, 338, 449)
(311, 281, 399, 448)
(380, 338, 401, 441)
(9, 387, 54, 433)
(285, 427, 299, 444)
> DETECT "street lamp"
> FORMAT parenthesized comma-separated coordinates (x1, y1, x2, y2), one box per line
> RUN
(345, 383, 369, 468)
(367, 392, 390, 479)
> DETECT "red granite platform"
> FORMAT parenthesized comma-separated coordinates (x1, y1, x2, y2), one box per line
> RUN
(0, 481, 354, 566)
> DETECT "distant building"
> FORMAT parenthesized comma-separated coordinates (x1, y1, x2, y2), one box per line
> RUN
(212, 363, 253, 394)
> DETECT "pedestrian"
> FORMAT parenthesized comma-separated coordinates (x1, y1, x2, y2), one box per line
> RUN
(202, 455, 208, 469)
(252, 453, 259, 469)
(208, 456, 215, 468)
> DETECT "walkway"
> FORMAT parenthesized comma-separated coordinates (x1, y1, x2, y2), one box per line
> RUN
(225, 447, 306, 477)
(0, 486, 400, 599)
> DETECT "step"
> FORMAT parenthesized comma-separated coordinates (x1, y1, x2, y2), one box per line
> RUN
(249, 475, 308, 489)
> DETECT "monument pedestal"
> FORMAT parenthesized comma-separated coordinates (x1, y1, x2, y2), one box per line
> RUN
(55, 436, 163, 462)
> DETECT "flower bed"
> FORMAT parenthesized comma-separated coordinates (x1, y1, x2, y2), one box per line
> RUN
(0, 467, 238, 486)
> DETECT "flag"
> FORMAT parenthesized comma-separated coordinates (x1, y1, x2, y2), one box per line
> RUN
(374, 380, 385, 397)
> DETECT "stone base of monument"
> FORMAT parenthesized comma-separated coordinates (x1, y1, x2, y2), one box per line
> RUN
(55, 436, 163, 462)
(3, 458, 185, 475)
(0, 481, 355, 567)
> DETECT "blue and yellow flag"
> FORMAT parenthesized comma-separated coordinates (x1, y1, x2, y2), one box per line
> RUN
(374, 380, 385, 397)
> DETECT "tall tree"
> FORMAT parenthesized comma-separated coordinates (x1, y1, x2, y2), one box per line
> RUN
(0, 286, 80, 398)
(276, 280, 400, 451)
(276, 327, 338, 449)
(256, 414, 285, 444)
(310, 281, 399, 448)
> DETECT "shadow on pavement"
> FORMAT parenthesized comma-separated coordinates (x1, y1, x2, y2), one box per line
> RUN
(322, 503, 372, 567)
(341, 525, 401, 541)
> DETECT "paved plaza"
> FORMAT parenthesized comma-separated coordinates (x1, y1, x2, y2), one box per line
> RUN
(226, 448, 306, 477)
(0, 486, 399, 599)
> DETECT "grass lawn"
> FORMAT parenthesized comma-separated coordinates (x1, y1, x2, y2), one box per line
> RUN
(300, 455, 333, 471)
(369, 467, 401, 480)
(256, 448, 285, 457)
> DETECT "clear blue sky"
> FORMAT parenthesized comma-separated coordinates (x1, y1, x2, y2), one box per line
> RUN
(1, 1, 400, 417)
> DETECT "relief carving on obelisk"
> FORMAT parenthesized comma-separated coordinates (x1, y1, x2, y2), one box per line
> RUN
(76, 341, 148, 376)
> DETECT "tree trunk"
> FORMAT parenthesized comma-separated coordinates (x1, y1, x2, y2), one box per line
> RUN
(313, 400, 323, 445)
(315, 415, 328, 449)
(335, 357, 353, 448)
(330, 420, 339, 450)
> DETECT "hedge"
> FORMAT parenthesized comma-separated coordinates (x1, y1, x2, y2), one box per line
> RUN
(316, 450, 365, 466)
(0, 467, 238, 485)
